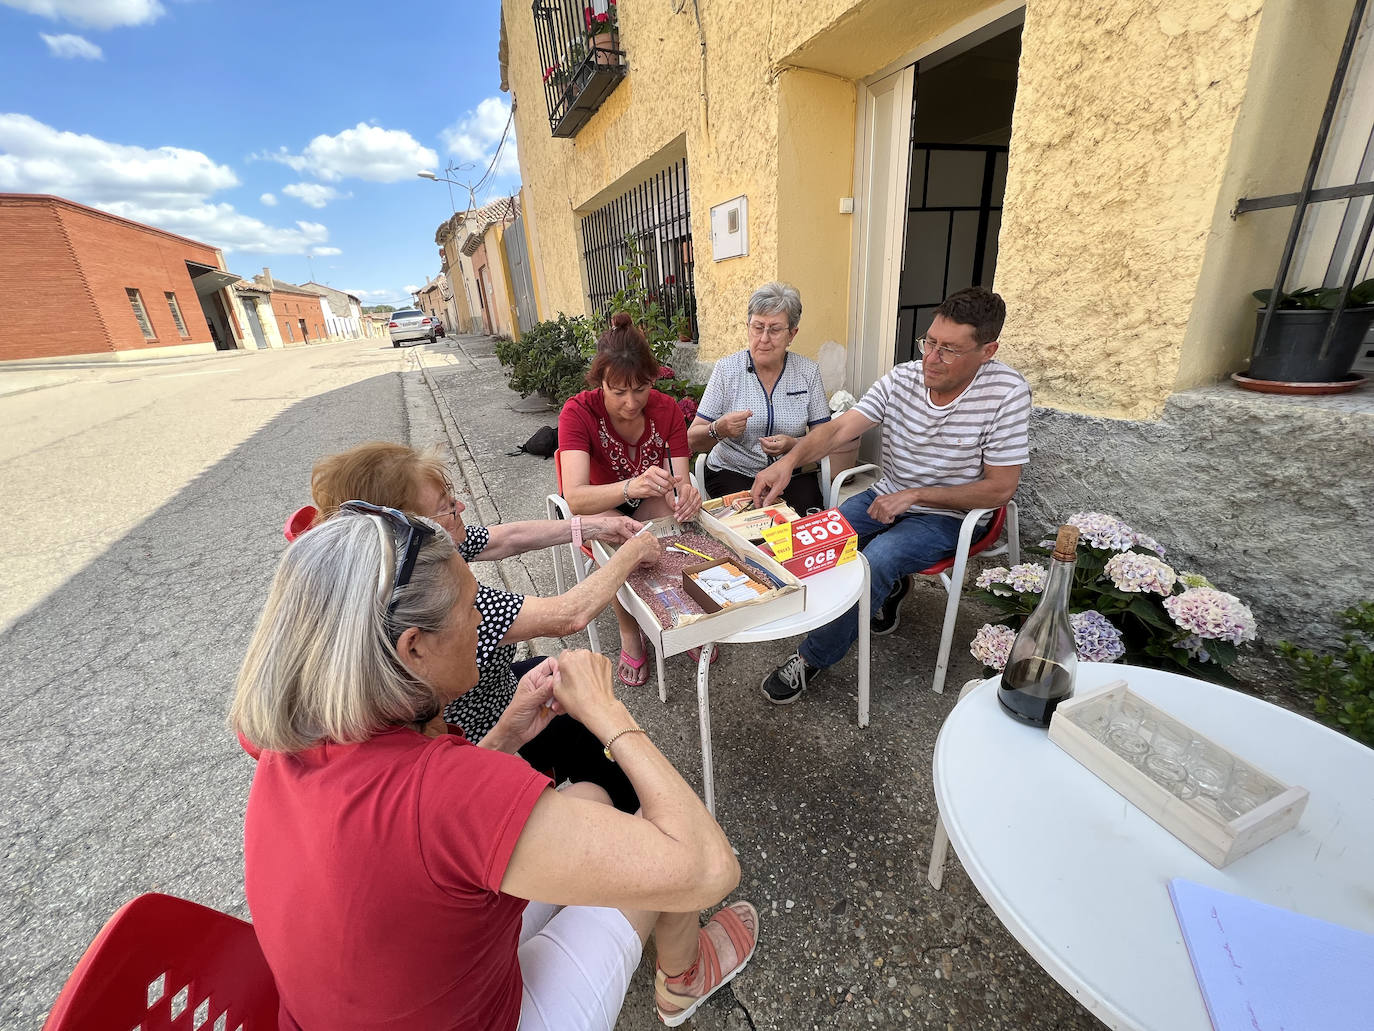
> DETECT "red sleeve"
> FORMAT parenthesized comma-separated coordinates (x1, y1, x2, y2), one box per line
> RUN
(417, 739, 551, 898)
(557, 391, 595, 455)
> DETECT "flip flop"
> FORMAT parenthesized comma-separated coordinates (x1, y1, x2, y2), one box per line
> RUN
(617, 633, 650, 688)
(687, 644, 720, 665)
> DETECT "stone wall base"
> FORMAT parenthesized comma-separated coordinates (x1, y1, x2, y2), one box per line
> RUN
(1019, 386, 1374, 653)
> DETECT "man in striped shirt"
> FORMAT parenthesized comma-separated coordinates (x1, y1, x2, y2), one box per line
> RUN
(751, 287, 1030, 705)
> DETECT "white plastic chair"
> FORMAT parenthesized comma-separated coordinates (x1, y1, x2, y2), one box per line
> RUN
(827, 463, 1020, 695)
(544, 448, 602, 654)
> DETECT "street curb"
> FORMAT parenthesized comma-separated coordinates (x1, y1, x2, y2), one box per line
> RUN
(413, 344, 564, 658)
(0, 377, 79, 399)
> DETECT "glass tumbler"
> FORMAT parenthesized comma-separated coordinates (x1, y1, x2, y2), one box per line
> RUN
(1186, 740, 1234, 799)
(1218, 768, 1271, 820)
(1103, 695, 1150, 764)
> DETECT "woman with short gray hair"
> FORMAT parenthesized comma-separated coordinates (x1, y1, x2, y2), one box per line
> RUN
(233, 503, 759, 1030)
(688, 281, 834, 513)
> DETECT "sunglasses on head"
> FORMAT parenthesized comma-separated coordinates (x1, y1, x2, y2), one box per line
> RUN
(339, 500, 437, 613)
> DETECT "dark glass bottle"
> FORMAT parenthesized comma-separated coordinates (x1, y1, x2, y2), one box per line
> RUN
(998, 524, 1080, 726)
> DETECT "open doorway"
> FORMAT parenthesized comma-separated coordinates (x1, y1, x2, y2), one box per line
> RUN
(895, 25, 1022, 363)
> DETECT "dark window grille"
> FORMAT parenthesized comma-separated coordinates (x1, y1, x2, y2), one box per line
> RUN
(581, 156, 697, 337)
(532, 0, 626, 138)
(126, 288, 155, 339)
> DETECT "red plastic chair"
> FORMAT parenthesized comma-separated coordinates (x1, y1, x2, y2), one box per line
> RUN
(828, 463, 1021, 695)
(44, 893, 279, 1031)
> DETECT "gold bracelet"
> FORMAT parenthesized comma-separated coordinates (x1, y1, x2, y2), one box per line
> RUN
(602, 727, 647, 763)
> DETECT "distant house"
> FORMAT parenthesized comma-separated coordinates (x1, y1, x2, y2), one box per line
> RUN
(298, 281, 363, 339)
(0, 193, 255, 362)
(435, 195, 533, 338)
(251, 269, 328, 345)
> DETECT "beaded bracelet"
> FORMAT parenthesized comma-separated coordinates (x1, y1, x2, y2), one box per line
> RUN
(602, 727, 648, 763)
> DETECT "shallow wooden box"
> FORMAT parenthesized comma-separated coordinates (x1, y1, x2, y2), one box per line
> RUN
(681, 557, 772, 614)
(1047, 683, 1309, 868)
(592, 509, 804, 659)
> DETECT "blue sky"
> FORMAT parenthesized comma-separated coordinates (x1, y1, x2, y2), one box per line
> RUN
(0, 0, 520, 306)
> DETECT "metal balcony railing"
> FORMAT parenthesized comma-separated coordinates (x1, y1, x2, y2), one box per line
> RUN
(532, 0, 626, 138)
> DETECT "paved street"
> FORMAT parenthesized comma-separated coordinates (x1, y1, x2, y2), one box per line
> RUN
(0, 337, 438, 1027)
(1, 333, 1102, 1030)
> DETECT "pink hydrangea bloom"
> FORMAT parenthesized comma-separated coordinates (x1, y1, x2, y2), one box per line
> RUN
(970, 623, 1016, 670)
(1163, 587, 1257, 644)
(1104, 552, 1177, 595)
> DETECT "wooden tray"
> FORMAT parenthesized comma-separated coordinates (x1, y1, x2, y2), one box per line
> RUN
(593, 508, 804, 659)
(1048, 682, 1309, 868)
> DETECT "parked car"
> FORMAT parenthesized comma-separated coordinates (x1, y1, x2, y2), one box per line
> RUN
(388, 309, 437, 347)
(432, 317, 446, 338)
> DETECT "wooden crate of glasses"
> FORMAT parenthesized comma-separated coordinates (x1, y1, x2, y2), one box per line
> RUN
(1047, 682, 1309, 868)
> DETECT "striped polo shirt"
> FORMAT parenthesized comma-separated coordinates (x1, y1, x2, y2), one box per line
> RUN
(853, 358, 1031, 518)
(698, 349, 831, 476)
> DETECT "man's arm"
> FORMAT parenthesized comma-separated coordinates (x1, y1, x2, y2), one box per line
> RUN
(864, 463, 1022, 524)
(751, 408, 876, 505)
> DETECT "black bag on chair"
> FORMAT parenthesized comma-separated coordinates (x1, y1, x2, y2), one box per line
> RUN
(509, 425, 558, 458)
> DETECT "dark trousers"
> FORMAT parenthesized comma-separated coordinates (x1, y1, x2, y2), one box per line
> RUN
(512, 656, 640, 813)
(703, 463, 827, 515)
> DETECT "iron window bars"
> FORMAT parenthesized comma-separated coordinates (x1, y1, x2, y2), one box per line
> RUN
(1235, 0, 1374, 371)
(532, 0, 626, 138)
(581, 156, 697, 338)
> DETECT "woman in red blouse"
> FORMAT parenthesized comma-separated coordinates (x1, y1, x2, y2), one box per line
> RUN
(559, 314, 703, 686)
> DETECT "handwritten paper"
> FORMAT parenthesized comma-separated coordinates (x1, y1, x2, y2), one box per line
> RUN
(1168, 878, 1374, 1031)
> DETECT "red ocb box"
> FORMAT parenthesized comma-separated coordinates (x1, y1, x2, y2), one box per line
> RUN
(758, 508, 858, 579)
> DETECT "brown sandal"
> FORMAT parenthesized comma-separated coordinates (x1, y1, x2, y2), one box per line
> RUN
(654, 900, 758, 1026)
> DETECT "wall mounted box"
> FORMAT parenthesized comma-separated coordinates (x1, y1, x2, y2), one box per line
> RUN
(710, 196, 748, 260)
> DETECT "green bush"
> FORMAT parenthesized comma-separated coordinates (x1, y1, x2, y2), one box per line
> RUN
(494, 314, 597, 403)
(1279, 603, 1374, 749)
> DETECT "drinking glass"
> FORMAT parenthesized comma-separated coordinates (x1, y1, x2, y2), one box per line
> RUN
(1103, 695, 1150, 764)
(1218, 768, 1271, 820)
(1186, 740, 1233, 799)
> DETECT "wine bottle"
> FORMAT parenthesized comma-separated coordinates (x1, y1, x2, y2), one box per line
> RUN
(998, 524, 1080, 726)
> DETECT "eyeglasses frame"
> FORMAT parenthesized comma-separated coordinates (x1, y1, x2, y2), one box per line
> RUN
(338, 500, 437, 613)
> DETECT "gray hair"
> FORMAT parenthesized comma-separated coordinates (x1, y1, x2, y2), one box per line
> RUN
(747, 282, 802, 330)
(231, 511, 460, 753)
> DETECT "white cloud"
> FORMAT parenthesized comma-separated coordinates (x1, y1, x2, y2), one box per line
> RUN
(403, 284, 421, 295)
(3, 0, 164, 28)
(259, 192, 276, 206)
(312, 246, 341, 256)
(0, 114, 332, 255)
(259, 123, 438, 184)
(40, 33, 102, 58)
(282, 181, 347, 208)
(347, 288, 396, 299)
(440, 96, 519, 181)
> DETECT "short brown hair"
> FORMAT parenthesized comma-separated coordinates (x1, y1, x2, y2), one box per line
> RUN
(933, 287, 1006, 345)
(587, 311, 660, 388)
(310, 442, 449, 525)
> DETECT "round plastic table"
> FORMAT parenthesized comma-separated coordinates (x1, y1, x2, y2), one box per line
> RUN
(932, 662, 1374, 1030)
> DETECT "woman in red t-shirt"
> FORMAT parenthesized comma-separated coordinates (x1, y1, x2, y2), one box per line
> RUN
(232, 506, 757, 1031)
(558, 313, 703, 686)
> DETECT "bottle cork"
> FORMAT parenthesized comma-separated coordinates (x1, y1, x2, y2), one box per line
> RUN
(1052, 524, 1080, 562)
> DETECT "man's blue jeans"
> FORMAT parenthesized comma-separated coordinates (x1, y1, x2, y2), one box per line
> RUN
(798, 489, 963, 670)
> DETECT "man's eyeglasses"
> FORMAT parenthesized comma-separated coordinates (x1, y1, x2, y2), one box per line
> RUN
(918, 337, 981, 363)
(339, 500, 436, 613)
(746, 321, 791, 340)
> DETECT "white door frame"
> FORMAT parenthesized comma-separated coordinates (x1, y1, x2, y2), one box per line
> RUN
(847, 1, 1026, 399)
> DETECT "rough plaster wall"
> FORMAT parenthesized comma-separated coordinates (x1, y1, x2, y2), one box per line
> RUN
(1019, 388, 1373, 653)
(995, 0, 1264, 420)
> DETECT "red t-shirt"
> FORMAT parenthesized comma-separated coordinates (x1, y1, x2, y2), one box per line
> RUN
(558, 388, 689, 486)
(242, 728, 551, 1031)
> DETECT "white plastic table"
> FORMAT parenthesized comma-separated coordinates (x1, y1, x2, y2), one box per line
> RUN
(932, 662, 1374, 1030)
(625, 554, 871, 816)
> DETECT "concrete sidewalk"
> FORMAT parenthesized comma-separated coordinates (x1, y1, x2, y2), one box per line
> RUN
(415, 334, 1101, 1031)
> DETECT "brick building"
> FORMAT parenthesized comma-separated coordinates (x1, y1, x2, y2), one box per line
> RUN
(251, 269, 328, 344)
(0, 194, 249, 362)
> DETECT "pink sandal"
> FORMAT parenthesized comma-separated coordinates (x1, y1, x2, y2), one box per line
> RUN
(654, 900, 759, 1027)
(617, 633, 650, 688)
(687, 644, 720, 665)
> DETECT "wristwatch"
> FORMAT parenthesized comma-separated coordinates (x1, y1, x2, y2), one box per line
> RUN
(707, 420, 722, 442)
(571, 516, 583, 553)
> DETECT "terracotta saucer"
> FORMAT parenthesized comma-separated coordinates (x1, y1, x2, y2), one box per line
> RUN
(1230, 372, 1367, 396)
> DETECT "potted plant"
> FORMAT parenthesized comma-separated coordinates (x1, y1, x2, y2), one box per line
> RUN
(583, 1, 618, 64)
(1245, 277, 1374, 384)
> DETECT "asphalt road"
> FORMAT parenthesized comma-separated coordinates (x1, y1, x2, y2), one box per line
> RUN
(0, 338, 426, 1027)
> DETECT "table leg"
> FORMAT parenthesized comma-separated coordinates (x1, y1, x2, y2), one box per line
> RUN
(697, 642, 716, 817)
(655, 648, 668, 704)
(858, 553, 871, 728)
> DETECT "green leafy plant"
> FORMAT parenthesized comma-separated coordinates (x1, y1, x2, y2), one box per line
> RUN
(494, 314, 596, 403)
(1279, 603, 1374, 749)
(582, 1, 618, 38)
(594, 235, 689, 367)
(1252, 277, 1374, 310)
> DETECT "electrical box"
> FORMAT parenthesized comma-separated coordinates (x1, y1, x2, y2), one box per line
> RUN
(710, 196, 748, 261)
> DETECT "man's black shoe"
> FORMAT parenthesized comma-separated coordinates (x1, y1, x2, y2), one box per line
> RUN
(761, 652, 821, 705)
(872, 575, 912, 637)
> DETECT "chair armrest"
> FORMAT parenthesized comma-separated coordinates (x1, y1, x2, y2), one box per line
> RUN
(547, 492, 572, 520)
(693, 453, 708, 498)
(827, 462, 879, 509)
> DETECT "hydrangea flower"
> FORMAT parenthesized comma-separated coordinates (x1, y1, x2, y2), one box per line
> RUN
(677, 395, 698, 423)
(1178, 571, 1215, 589)
(1134, 533, 1166, 557)
(1177, 635, 1212, 663)
(1103, 552, 1177, 595)
(1064, 512, 1141, 552)
(1004, 563, 1047, 594)
(975, 566, 1009, 590)
(970, 623, 1016, 670)
(1070, 610, 1126, 663)
(1163, 588, 1258, 644)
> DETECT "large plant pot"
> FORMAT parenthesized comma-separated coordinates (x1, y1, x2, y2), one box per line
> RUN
(1248, 307, 1374, 382)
